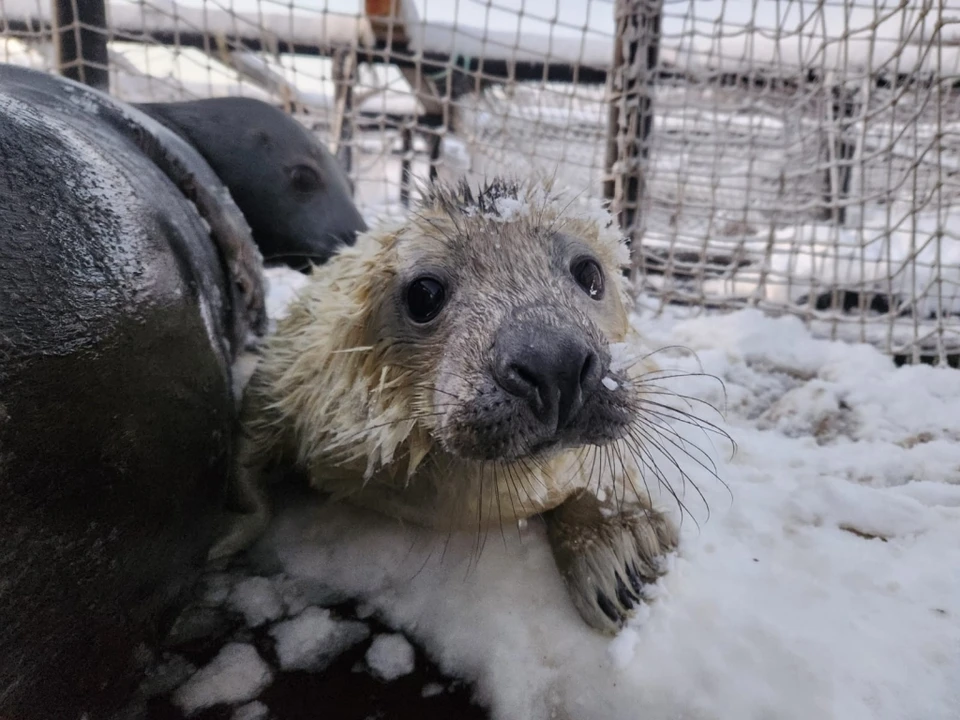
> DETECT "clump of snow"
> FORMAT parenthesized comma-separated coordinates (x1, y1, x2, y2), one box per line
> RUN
(263, 266, 310, 322)
(231, 700, 270, 720)
(139, 654, 197, 699)
(200, 573, 235, 606)
(601, 376, 619, 391)
(421, 682, 445, 698)
(365, 633, 416, 681)
(269, 606, 370, 672)
(356, 602, 378, 620)
(254, 267, 960, 720)
(271, 573, 309, 617)
(173, 643, 273, 716)
(607, 342, 635, 373)
(484, 195, 528, 223)
(227, 576, 285, 628)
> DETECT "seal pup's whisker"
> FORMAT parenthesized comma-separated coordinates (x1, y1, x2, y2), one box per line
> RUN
(624, 424, 707, 529)
(636, 398, 736, 489)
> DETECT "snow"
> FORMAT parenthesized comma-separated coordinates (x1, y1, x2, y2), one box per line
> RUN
(268, 606, 370, 673)
(635, 201, 960, 355)
(272, 573, 310, 617)
(226, 576, 285, 628)
(139, 654, 197, 700)
(201, 572, 235, 606)
(691, 202, 960, 317)
(172, 643, 274, 716)
(233, 269, 960, 720)
(365, 633, 416, 681)
(421, 681, 444, 698)
(262, 266, 310, 324)
(232, 701, 270, 720)
(601, 376, 619, 391)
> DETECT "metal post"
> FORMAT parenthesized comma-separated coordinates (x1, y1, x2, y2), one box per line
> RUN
(330, 46, 357, 194)
(604, 0, 662, 268)
(400, 125, 413, 207)
(52, 0, 110, 90)
(821, 84, 860, 226)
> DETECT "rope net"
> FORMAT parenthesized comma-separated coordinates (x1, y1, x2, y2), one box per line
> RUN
(1, 0, 958, 364)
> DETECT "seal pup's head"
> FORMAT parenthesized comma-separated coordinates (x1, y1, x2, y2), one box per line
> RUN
(400, 178, 635, 462)
(248, 176, 657, 524)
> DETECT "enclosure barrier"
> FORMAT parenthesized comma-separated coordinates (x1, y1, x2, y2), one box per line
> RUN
(2, 0, 958, 366)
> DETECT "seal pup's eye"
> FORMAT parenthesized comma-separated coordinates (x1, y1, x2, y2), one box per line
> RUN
(406, 276, 447, 323)
(571, 258, 605, 300)
(290, 164, 321, 194)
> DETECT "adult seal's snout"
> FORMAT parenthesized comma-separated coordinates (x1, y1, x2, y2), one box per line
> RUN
(493, 320, 602, 431)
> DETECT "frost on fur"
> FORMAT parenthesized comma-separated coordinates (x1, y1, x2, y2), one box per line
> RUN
(421, 175, 631, 268)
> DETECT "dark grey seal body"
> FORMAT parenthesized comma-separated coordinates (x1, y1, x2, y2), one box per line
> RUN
(136, 96, 367, 271)
(0, 63, 361, 720)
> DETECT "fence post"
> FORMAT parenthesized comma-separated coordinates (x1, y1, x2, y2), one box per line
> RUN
(330, 46, 357, 195)
(399, 126, 414, 207)
(821, 83, 860, 225)
(51, 0, 110, 90)
(604, 0, 661, 275)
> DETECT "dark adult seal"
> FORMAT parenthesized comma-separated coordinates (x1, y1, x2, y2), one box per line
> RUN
(136, 96, 367, 271)
(0, 62, 364, 720)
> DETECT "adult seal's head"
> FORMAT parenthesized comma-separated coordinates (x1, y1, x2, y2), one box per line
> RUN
(213, 177, 721, 637)
(137, 96, 367, 270)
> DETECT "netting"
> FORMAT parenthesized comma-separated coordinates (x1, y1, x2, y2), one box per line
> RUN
(2, 0, 958, 364)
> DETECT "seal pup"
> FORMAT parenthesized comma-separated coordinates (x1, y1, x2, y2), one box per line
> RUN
(136, 96, 368, 271)
(213, 176, 707, 635)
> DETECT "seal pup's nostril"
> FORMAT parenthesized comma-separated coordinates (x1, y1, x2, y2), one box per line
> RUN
(580, 351, 597, 387)
(501, 360, 546, 412)
(493, 323, 600, 430)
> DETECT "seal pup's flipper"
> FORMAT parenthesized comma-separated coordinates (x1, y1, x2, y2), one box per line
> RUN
(543, 490, 678, 634)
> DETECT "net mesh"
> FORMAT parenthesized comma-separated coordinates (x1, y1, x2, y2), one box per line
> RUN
(2, 0, 958, 364)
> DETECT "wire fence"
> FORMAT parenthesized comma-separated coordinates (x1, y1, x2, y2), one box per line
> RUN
(2, 0, 958, 365)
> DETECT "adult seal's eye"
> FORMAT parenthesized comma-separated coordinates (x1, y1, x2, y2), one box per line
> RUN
(290, 164, 321, 194)
(406, 276, 446, 323)
(572, 258, 605, 300)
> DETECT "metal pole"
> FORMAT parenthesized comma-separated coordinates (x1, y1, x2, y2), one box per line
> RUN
(604, 0, 662, 268)
(52, 0, 110, 90)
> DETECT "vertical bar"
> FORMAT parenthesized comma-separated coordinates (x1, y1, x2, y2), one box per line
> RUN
(428, 132, 442, 182)
(330, 46, 356, 194)
(400, 125, 413, 207)
(604, 0, 662, 269)
(821, 84, 859, 226)
(52, 0, 110, 91)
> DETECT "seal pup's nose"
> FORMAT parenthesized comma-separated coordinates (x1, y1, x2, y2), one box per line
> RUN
(494, 324, 601, 430)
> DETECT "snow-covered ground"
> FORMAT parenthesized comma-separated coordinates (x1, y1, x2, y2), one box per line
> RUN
(164, 265, 960, 720)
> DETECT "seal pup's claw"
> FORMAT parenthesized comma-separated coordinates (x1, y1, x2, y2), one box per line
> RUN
(544, 490, 678, 635)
